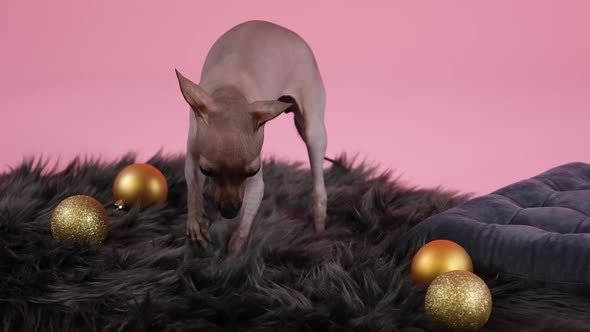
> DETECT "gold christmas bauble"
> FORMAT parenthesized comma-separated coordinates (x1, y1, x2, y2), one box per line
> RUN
(411, 239, 473, 286)
(425, 270, 492, 331)
(50, 195, 109, 245)
(112, 163, 168, 209)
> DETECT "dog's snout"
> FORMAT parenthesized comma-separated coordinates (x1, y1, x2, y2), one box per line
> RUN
(217, 200, 241, 219)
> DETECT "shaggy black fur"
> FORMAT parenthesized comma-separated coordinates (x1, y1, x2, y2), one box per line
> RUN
(1, 153, 590, 332)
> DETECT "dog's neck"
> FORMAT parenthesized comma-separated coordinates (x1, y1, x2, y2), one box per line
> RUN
(200, 67, 260, 103)
(210, 85, 248, 110)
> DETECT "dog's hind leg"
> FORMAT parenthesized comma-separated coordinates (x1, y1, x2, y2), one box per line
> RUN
(299, 92, 328, 233)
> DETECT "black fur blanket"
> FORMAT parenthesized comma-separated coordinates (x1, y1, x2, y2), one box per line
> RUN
(1, 154, 589, 331)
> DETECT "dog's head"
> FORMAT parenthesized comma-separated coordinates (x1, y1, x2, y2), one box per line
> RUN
(176, 70, 292, 218)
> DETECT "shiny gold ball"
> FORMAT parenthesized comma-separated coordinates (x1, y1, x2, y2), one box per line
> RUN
(411, 239, 473, 286)
(112, 163, 168, 209)
(425, 270, 492, 331)
(50, 195, 109, 245)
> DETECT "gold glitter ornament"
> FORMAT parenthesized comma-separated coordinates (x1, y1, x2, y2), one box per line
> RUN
(411, 239, 473, 286)
(112, 163, 168, 210)
(425, 270, 492, 331)
(50, 195, 109, 245)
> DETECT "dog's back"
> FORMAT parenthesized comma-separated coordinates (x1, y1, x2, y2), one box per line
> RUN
(199, 20, 322, 102)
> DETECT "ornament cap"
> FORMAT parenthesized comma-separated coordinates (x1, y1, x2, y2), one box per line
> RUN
(114, 199, 126, 210)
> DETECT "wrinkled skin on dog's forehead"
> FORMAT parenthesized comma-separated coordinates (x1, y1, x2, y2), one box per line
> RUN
(195, 111, 263, 174)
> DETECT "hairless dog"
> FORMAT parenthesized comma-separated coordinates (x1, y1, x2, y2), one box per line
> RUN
(176, 20, 329, 255)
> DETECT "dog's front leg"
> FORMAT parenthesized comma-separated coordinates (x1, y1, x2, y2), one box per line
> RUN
(227, 166, 265, 256)
(185, 155, 209, 247)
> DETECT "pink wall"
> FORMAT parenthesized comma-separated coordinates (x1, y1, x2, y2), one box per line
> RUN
(1, 1, 588, 195)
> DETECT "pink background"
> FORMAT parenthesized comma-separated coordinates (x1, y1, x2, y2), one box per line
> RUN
(1, 1, 588, 196)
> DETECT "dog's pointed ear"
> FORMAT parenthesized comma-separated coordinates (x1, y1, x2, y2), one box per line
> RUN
(175, 69, 215, 125)
(250, 100, 293, 129)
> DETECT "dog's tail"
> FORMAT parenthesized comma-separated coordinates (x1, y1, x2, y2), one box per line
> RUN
(324, 156, 347, 170)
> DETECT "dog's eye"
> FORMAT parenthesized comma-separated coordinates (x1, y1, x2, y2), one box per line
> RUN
(246, 168, 260, 177)
(199, 167, 214, 177)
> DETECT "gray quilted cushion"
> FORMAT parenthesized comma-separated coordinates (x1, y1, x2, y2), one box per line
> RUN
(399, 162, 590, 290)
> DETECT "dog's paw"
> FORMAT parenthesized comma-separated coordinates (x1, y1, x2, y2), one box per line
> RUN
(187, 218, 209, 248)
(227, 232, 247, 256)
